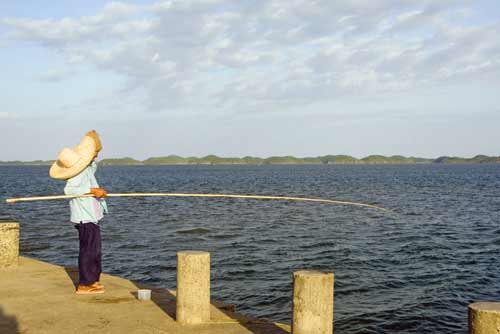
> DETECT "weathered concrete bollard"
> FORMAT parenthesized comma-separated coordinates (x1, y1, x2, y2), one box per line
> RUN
(292, 270, 334, 334)
(0, 222, 19, 268)
(469, 302, 500, 334)
(176, 251, 210, 324)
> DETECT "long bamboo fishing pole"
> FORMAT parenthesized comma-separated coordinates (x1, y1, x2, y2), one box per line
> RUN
(5, 193, 391, 212)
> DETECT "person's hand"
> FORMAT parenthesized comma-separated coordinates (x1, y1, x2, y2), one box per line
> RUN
(90, 188, 107, 198)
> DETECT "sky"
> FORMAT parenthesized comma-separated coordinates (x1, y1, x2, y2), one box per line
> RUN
(1, 0, 499, 161)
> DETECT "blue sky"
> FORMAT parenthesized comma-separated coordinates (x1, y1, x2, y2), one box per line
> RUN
(1, 0, 499, 160)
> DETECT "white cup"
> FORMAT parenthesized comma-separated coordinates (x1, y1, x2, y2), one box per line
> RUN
(137, 289, 151, 301)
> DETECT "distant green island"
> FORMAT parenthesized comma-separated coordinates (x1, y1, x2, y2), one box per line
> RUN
(2, 154, 499, 166)
(0, 160, 54, 166)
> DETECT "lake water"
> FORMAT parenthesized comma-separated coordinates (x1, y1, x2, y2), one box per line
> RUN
(1, 164, 499, 333)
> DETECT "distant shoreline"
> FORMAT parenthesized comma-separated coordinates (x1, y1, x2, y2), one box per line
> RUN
(1, 154, 499, 166)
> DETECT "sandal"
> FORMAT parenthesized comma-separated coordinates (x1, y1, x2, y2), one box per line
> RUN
(76, 284, 105, 295)
(91, 282, 105, 289)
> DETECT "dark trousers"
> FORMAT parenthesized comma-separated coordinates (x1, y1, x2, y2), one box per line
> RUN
(75, 223, 102, 286)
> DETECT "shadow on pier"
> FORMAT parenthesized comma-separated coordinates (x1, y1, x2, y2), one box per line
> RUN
(0, 306, 19, 334)
(64, 267, 80, 289)
(128, 282, 290, 334)
(63, 266, 289, 333)
(131, 284, 176, 320)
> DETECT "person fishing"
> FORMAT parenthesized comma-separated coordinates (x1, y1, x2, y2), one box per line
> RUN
(49, 130, 108, 294)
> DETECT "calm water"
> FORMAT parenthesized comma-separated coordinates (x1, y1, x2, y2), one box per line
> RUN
(1, 164, 499, 333)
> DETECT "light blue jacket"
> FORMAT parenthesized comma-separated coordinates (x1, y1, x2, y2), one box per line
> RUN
(64, 161, 108, 223)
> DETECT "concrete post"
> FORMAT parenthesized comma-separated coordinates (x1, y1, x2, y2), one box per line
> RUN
(0, 222, 19, 268)
(176, 251, 210, 324)
(292, 270, 334, 334)
(469, 302, 500, 334)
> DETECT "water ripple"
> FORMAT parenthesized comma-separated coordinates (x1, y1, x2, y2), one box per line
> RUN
(2, 164, 500, 333)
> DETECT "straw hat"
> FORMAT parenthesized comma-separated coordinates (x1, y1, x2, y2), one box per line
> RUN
(49, 135, 97, 180)
(86, 130, 102, 153)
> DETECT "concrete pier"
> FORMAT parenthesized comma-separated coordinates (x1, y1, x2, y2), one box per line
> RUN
(0, 257, 290, 334)
(292, 270, 334, 334)
(469, 302, 500, 334)
(176, 251, 211, 324)
(0, 222, 19, 268)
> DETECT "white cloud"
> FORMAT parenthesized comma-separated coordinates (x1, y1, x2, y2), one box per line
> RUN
(35, 68, 73, 82)
(2, 0, 499, 114)
(0, 112, 17, 119)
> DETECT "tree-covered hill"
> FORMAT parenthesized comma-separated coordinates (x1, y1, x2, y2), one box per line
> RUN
(3, 154, 500, 166)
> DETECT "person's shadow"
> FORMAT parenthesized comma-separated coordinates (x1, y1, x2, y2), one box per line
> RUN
(0, 306, 19, 334)
(64, 267, 79, 288)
